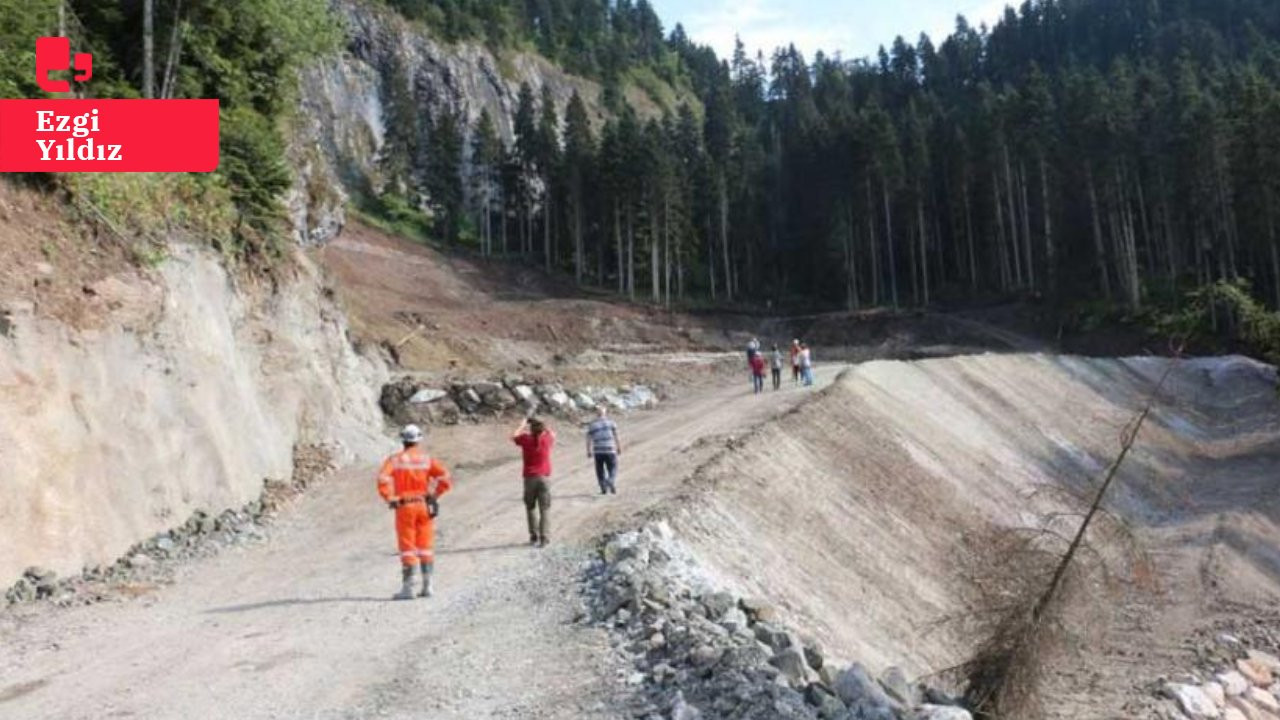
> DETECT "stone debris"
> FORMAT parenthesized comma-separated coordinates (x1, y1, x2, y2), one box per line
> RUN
(1163, 683, 1221, 718)
(380, 375, 664, 427)
(580, 522, 968, 720)
(4, 444, 339, 609)
(1152, 634, 1280, 720)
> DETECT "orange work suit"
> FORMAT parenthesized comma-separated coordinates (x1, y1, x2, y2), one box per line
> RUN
(377, 445, 452, 567)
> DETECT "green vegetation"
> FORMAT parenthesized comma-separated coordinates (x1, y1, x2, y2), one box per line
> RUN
(381, 0, 669, 87)
(351, 193, 432, 244)
(1160, 280, 1280, 365)
(2, 0, 339, 263)
(419, 0, 1280, 351)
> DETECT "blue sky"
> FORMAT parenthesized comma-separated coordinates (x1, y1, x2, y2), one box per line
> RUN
(649, 0, 1013, 64)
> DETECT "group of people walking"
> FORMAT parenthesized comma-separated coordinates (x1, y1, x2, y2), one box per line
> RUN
(374, 335, 814, 600)
(747, 337, 814, 394)
(375, 405, 623, 600)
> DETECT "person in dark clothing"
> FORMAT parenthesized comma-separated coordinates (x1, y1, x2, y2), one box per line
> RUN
(770, 344, 783, 390)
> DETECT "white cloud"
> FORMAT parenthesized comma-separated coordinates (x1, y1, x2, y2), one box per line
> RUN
(680, 0, 1015, 65)
(683, 0, 853, 64)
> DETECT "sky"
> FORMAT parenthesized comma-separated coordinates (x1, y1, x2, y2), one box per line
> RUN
(649, 0, 1013, 65)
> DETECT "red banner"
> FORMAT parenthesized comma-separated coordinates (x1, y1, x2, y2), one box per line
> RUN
(0, 99, 220, 172)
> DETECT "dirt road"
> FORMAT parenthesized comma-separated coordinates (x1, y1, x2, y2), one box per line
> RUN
(0, 367, 843, 720)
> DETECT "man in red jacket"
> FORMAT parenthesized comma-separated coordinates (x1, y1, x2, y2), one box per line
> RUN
(512, 417, 555, 547)
(749, 350, 767, 394)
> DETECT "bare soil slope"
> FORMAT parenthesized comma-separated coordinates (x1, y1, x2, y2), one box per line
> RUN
(661, 353, 1279, 717)
(316, 224, 735, 385)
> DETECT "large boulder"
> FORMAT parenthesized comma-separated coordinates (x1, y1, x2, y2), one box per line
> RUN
(474, 381, 515, 412)
(408, 387, 447, 404)
(834, 663, 892, 708)
(769, 648, 816, 687)
(451, 385, 483, 414)
(1163, 682, 1222, 719)
(878, 666, 916, 706)
(915, 706, 974, 720)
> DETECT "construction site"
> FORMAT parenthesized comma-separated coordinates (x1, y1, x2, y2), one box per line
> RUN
(3, 1, 1280, 718)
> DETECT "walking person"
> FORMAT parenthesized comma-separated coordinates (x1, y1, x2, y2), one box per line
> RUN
(790, 339, 802, 385)
(585, 406, 621, 495)
(770, 344, 784, 390)
(750, 349, 767, 394)
(800, 343, 815, 386)
(512, 417, 555, 547)
(376, 424, 453, 600)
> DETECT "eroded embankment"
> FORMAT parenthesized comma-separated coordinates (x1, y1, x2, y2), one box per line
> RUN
(0, 246, 386, 586)
(651, 354, 1280, 693)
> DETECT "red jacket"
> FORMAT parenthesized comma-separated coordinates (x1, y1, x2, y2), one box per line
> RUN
(513, 429, 555, 478)
(749, 353, 766, 376)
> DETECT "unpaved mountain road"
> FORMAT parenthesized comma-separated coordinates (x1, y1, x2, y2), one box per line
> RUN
(0, 367, 843, 720)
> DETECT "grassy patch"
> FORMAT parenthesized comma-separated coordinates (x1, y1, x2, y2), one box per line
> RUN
(64, 173, 235, 247)
(624, 66, 679, 113)
(350, 192, 435, 244)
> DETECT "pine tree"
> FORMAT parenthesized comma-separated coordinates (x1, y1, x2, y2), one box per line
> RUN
(563, 90, 594, 283)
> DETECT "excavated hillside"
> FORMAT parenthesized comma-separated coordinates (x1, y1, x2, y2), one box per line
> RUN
(0, 184, 387, 588)
(656, 353, 1280, 717)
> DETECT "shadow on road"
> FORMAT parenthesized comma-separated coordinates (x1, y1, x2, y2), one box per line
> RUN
(437, 542, 527, 555)
(204, 596, 386, 613)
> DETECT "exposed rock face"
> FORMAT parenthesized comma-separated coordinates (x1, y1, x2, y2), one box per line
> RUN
(0, 246, 385, 585)
(288, 0, 610, 246)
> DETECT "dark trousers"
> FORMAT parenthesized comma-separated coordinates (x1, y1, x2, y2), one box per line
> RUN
(771, 368, 782, 389)
(594, 453, 618, 493)
(752, 373, 765, 393)
(523, 476, 550, 539)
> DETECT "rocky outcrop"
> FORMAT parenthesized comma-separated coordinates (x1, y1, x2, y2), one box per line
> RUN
(580, 523, 970, 720)
(380, 375, 661, 426)
(0, 246, 386, 586)
(288, 0, 611, 245)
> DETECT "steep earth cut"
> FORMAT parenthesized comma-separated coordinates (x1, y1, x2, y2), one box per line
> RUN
(0, 243, 386, 586)
(659, 353, 1279, 717)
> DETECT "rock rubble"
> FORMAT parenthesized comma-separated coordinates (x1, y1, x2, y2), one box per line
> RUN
(580, 523, 971, 720)
(381, 375, 662, 426)
(1150, 634, 1280, 720)
(4, 443, 339, 609)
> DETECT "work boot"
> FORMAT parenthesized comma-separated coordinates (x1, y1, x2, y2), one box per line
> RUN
(392, 565, 416, 601)
(529, 534, 540, 546)
(418, 564, 434, 598)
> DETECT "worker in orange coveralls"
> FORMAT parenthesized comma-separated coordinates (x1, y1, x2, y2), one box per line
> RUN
(377, 424, 452, 600)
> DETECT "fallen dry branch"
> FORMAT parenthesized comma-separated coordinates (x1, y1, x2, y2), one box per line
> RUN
(961, 349, 1183, 718)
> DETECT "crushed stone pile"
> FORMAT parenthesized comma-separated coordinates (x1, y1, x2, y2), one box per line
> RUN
(580, 522, 971, 720)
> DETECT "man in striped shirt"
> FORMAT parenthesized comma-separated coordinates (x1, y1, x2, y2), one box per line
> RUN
(585, 406, 622, 495)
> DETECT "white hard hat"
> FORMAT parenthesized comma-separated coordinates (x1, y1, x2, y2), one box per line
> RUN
(400, 424, 423, 443)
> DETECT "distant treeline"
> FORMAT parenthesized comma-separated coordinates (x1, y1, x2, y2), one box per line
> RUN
(393, 0, 1280, 317)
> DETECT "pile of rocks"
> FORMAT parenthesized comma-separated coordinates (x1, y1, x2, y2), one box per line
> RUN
(4, 504, 267, 608)
(1156, 641, 1280, 720)
(381, 375, 662, 427)
(580, 523, 971, 720)
(4, 445, 339, 609)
